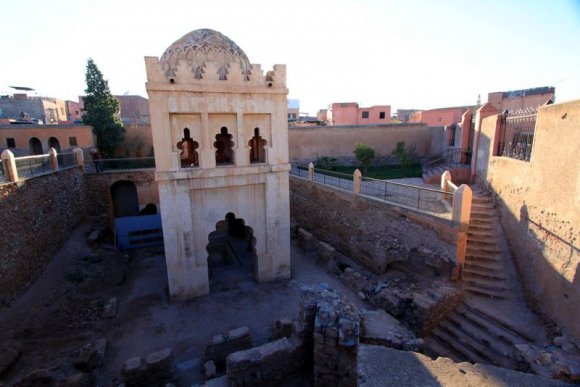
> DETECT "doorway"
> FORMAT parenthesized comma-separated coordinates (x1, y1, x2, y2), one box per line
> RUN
(206, 212, 257, 292)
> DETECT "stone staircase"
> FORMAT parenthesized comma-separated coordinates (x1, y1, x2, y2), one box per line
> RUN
(423, 187, 548, 371)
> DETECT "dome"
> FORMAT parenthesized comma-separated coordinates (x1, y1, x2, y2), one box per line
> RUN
(160, 28, 251, 81)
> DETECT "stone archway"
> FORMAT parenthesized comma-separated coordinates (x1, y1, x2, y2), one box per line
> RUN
(110, 180, 140, 218)
(48, 137, 61, 152)
(206, 212, 257, 291)
(29, 137, 43, 155)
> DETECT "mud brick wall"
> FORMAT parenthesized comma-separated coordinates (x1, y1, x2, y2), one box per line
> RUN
(0, 168, 87, 306)
(300, 286, 360, 387)
(290, 177, 456, 274)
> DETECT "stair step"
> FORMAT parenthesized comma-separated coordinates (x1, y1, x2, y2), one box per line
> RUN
(454, 306, 523, 347)
(464, 261, 503, 271)
(468, 223, 495, 231)
(470, 209, 496, 217)
(466, 239, 499, 247)
(464, 285, 508, 299)
(466, 256, 501, 265)
(464, 278, 509, 292)
(422, 336, 464, 363)
(461, 303, 538, 343)
(444, 314, 521, 369)
(438, 319, 520, 369)
(463, 268, 506, 281)
(472, 202, 495, 210)
(430, 326, 490, 365)
(467, 229, 496, 238)
(467, 246, 502, 254)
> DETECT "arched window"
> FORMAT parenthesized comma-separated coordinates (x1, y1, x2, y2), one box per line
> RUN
(214, 127, 234, 165)
(248, 128, 267, 163)
(176, 128, 199, 168)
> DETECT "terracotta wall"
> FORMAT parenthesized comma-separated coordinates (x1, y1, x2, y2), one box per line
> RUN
(0, 124, 94, 154)
(288, 123, 435, 163)
(476, 100, 580, 338)
(0, 168, 87, 307)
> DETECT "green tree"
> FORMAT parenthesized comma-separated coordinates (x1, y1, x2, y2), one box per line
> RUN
(82, 58, 125, 158)
(392, 141, 415, 170)
(353, 143, 375, 175)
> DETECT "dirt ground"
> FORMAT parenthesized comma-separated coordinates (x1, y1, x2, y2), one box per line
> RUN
(0, 223, 365, 386)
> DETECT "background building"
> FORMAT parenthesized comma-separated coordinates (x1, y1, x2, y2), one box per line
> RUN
(487, 86, 555, 112)
(327, 102, 391, 125)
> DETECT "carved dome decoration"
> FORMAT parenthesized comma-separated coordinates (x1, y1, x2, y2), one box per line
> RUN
(160, 28, 251, 81)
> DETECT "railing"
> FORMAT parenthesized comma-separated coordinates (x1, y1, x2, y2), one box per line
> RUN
(422, 147, 465, 170)
(498, 107, 538, 161)
(0, 159, 7, 184)
(57, 152, 77, 169)
(361, 176, 452, 213)
(14, 154, 53, 179)
(290, 164, 452, 215)
(96, 157, 156, 171)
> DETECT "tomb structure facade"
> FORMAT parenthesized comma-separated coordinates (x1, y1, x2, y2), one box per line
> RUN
(145, 28, 291, 300)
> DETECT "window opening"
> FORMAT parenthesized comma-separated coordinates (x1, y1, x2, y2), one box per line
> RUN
(177, 128, 199, 167)
(214, 127, 234, 165)
(248, 128, 267, 163)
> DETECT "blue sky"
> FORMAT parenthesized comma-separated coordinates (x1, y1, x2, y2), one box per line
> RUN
(1, 0, 579, 115)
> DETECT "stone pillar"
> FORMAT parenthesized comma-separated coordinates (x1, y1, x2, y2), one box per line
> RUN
(307, 162, 314, 182)
(49, 147, 58, 171)
(73, 148, 85, 170)
(470, 103, 499, 183)
(458, 109, 473, 164)
(353, 169, 362, 194)
(1, 149, 18, 182)
(440, 170, 452, 191)
(452, 184, 472, 280)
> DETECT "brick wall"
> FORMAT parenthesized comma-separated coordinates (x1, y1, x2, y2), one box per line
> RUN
(0, 168, 87, 306)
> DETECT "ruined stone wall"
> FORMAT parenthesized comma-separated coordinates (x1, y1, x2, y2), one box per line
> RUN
(475, 100, 580, 339)
(290, 177, 456, 274)
(0, 168, 87, 306)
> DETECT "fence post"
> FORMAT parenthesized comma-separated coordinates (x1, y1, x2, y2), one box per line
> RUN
(1, 149, 18, 182)
(73, 148, 85, 171)
(353, 169, 362, 194)
(451, 184, 472, 280)
(440, 170, 452, 191)
(307, 162, 314, 182)
(49, 147, 58, 171)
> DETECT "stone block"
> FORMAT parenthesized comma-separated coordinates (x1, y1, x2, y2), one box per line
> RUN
(102, 297, 117, 319)
(316, 241, 336, 263)
(73, 339, 107, 371)
(204, 360, 217, 379)
(204, 326, 252, 369)
(271, 319, 295, 340)
(121, 356, 144, 381)
(146, 347, 174, 377)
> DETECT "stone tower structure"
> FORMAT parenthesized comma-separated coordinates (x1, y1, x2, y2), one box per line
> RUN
(144, 29, 291, 300)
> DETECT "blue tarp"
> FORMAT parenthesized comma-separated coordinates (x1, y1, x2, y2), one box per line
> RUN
(115, 214, 163, 251)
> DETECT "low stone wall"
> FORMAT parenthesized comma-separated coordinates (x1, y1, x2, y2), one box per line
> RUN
(226, 337, 305, 386)
(290, 177, 456, 274)
(0, 168, 87, 307)
(204, 326, 252, 370)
